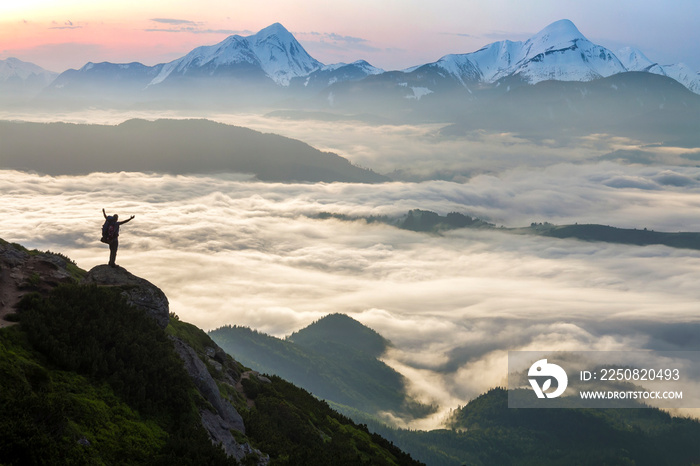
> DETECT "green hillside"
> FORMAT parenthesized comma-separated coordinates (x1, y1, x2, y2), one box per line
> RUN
(369, 388, 700, 466)
(288, 313, 389, 358)
(531, 222, 700, 249)
(0, 119, 389, 183)
(0, 240, 423, 466)
(209, 315, 435, 423)
(210, 311, 700, 466)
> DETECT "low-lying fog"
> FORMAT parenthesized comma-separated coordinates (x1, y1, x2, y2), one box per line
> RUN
(2, 112, 700, 428)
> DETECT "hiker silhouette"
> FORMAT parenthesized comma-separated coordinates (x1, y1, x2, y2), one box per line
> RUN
(102, 208, 135, 268)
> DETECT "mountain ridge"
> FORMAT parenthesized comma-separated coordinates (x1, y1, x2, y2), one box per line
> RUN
(148, 22, 323, 87)
(0, 118, 389, 182)
(20, 19, 700, 107)
(208, 306, 700, 466)
(0, 57, 58, 100)
(426, 19, 626, 86)
(317, 208, 700, 251)
(209, 314, 436, 425)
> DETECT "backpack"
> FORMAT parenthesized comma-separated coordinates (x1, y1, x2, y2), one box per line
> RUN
(101, 216, 117, 243)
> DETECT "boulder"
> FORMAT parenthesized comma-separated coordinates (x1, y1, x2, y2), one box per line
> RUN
(83, 265, 169, 329)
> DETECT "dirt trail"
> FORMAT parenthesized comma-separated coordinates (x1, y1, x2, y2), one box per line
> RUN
(236, 371, 258, 408)
(0, 243, 75, 329)
(0, 265, 23, 329)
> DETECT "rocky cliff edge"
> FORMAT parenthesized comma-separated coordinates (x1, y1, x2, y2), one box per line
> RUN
(83, 264, 170, 329)
(81, 264, 267, 463)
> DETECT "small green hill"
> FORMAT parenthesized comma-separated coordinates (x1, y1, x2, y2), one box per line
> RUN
(398, 210, 493, 233)
(287, 313, 389, 358)
(210, 315, 435, 423)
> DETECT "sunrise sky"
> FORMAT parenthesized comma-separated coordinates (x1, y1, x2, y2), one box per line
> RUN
(1, 0, 699, 73)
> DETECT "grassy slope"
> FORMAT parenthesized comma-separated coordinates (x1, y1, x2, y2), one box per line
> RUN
(0, 243, 423, 465)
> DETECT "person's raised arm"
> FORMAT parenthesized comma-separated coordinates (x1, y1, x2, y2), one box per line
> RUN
(118, 215, 135, 225)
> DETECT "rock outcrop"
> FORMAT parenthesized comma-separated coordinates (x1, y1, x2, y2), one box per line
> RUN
(171, 337, 262, 461)
(83, 265, 170, 329)
(80, 264, 267, 462)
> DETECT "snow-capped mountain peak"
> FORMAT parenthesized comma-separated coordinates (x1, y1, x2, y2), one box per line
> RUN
(321, 60, 383, 74)
(247, 22, 322, 84)
(249, 22, 296, 45)
(657, 62, 700, 94)
(0, 57, 56, 83)
(348, 60, 384, 75)
(617, 47, 666, 74)
(22, 18, 700, 102)
(149, 23, 321, 87)
(523, 19, 586, 56)
(511, 19, 625, 83)
(426, 19, 626, 86)
(615, 47, 700, 93)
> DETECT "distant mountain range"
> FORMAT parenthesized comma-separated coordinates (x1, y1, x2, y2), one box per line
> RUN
(400, 19, 699, 93)
(3, 21, 700, 146)
(148, 23, 323, 87)
(3, 20, 699, 106)
(33, 23, 387, 106)
(319, 209, 700, 251)
(0, 57, 57, 101)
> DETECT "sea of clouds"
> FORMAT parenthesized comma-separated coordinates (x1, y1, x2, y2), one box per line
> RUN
(2, 113, 700, 427)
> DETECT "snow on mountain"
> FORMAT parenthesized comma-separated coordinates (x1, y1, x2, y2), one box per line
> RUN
(75, 61, 163, 76)
(428, 54, 481, 86)
(0, 57, 58, 100)
(509, 19, 625, 82)
(44, 61, 164, 99)
(149, 23, 322, 87)
(617, 47, 665, 74)
(659, 63, 700, 95)
(148, 35, 257, 86)
(458, 40, 526, 82)
(0, 57, 57, 84)
(324, 60, 384, 76)
(428, 19, 627, 86)
(617, 47, 700, 94)
(17, 19, 700, 104)
(248, 23, 322, 84)
(294, 60, 384, 88)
